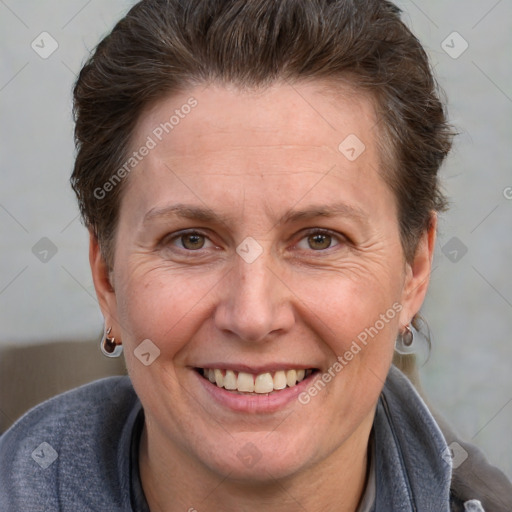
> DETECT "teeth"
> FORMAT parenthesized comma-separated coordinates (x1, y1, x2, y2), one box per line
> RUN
(273, 370, 287, 390)
(254, 373, 274, 393)
(224, 370, 237, 390)
(201, 368, 313, 393)
(214, 369, 223, 388)
(286, 369, 297, 387)
(237, 372, 255, 392)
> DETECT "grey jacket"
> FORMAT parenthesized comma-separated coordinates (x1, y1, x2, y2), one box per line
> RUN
(375, 366, 511, 511)
(0, 366, 510, 511)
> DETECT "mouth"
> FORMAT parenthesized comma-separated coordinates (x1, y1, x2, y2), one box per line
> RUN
(195, 367, 319, 395)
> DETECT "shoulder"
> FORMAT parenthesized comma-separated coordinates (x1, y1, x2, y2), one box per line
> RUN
(384, 366, 512, 512)
(447, 437, 512, 511)
(0, 376, 141, 512)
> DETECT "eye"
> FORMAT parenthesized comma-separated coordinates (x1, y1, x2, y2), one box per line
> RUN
(295, 230, 341, 251)
(307, 233, 333, 250)
(180, 233, 206, 250)
(166, 230, 214, 251)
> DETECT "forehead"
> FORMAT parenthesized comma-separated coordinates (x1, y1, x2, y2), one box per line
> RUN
(133, 81, 377, 163)
(122, 82, 388, 220)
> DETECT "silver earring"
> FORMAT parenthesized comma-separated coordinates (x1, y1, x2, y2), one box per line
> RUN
(100, 327, 123, 358)
(395, 325, 414, 354)
(395, 317, 431, 366)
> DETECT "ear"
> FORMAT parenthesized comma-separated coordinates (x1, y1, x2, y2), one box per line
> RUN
(89, 231, 119, 332)
(399, 213, 437, 327)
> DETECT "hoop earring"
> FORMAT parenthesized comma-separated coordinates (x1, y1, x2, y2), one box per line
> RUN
(395, 317, 431, 367)
(100, 327, 123, 358)
(395, 324, 414, 355)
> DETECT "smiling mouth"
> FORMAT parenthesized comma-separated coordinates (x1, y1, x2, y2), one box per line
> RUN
(196, 368, 319, 394)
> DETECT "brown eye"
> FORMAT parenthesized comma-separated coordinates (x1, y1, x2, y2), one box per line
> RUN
(307, 233, 332, 250)
(180, 233, 206, 250)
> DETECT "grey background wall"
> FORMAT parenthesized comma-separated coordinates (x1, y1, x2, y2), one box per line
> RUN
(1, 0, 511, 479)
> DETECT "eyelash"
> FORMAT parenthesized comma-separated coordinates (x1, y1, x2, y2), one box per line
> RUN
(161, 228, 346, 254)
(293, 228, 344, 252)
(163, 229, 216, 251)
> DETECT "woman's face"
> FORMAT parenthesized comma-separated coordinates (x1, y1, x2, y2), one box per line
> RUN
(92, 82, 434, 481)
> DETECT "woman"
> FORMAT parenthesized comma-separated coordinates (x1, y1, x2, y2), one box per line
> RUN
(0, 1, 511, 510)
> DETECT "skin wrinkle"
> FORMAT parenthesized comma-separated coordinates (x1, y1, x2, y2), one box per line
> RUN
(90, 82, 435, 512)
(156, 156, 339, 177)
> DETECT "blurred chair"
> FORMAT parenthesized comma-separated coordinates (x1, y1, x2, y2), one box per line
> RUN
(0, 339, 126, 433)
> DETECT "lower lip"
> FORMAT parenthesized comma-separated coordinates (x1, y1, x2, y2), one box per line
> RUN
(194, 370, 318, 413)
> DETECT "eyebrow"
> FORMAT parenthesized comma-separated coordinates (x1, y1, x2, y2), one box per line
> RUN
(143, 202, 368, 227)
(143, 204, 230, 225)
(278, 202, 368, 225)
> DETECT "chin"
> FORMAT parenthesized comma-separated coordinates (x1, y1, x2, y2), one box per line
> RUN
(197, 432, 319, 483)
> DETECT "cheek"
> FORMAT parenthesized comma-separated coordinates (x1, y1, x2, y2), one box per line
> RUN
(114, 268, 220, 409)
(288, 268, 401, 369)
(293, 274, 401, 417)
(114, 264, 223, 353)
(295, 263, 401, 327)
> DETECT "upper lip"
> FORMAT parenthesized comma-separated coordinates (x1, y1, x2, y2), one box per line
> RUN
(192, 363, 318, 374)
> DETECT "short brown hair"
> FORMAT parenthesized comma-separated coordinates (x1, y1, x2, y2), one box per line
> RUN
(71, 0, 454, 265)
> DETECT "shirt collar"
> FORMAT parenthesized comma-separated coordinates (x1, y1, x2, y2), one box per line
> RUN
(372, 365, 452, 511)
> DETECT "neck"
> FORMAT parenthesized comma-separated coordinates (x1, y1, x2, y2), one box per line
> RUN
(139, 419, 372, 512)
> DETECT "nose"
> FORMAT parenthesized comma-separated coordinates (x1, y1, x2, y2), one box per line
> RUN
(213, 253, 295, 343)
